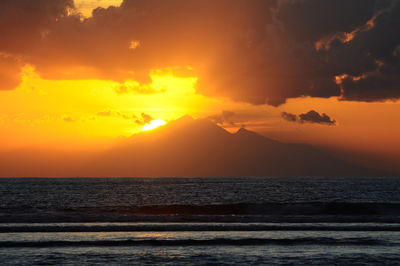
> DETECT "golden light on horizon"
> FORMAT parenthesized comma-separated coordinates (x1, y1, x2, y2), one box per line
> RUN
(0, 65, 257, 150)
(142, 119, 167, 131)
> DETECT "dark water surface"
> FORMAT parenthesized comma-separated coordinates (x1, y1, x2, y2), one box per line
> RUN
(1, 177, 400, 265)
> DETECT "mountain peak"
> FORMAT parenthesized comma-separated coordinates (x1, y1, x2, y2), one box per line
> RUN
(236, 127, 250, 134)
(235, 127, 261, 138)
(97, 114, 386, 177)
(161, 115, 195, 129)
(173, 114, 195, 123)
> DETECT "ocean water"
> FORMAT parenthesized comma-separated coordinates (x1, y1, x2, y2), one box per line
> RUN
(1, 177, 400, 265)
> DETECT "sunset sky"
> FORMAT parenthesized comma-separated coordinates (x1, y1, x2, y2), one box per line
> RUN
(1, 0, 400, 174)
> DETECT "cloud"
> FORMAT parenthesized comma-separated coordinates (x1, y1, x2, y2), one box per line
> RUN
(97, 110, 137, 120)
(282, 110, 336, 126)
(299, 110, 336, 125)
(207, 111, 236, 125)
(74, 0, 122, 17)
(114, 81, 162, 95)
(97, 110, 112, 117)
(0, 0, 74, 54)
(1, 0, 400, 105)
(0, 0, 74, 89)
(0, 53, 24, 90)
(63, 116, 74, 122)
(135, 113, 154, 125)
(330, 1, 400, 102)
(281, 112, 297, 122)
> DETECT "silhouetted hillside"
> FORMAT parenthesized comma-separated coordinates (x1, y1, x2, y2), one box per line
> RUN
(89, 116, 386, 177)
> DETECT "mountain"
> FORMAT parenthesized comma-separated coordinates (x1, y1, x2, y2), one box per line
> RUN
(88, 116, 387, 177)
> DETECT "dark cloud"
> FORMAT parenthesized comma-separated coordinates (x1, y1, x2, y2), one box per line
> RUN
(0, 0, 73, 90)
(340, 73, 400, 102)
(0, 0, 74, 53)
(1, 0, 400, 105)
(0, 53, 24, 90)
(331, 1, 400, 102)
(282, 110, 336, 126)
(299, 110, 336, 125)
(275, 0, 377, 42)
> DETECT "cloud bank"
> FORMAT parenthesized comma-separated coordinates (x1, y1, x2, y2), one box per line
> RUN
(1, 0, 400, 105)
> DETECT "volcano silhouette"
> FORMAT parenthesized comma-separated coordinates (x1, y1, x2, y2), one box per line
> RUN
(91, 116, 384, 177)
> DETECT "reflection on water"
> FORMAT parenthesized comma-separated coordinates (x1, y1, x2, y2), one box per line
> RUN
(136, 232, 172, 239)
(1, 229, 400, 265)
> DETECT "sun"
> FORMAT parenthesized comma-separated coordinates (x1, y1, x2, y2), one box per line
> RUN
(142, 119, 167, 131)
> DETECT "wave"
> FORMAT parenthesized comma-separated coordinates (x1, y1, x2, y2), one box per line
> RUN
(93, 202, 400, 215)
(2, 202, 400, 223)
(4, 202, 400, 215)
(0, 237, 387, 248)
(2, 223, 400, 233)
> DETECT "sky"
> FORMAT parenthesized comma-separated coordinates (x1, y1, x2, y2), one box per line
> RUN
(1, 0, 400, 173)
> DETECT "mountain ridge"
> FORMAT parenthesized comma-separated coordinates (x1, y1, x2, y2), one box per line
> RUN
(89, 116, 388, 177)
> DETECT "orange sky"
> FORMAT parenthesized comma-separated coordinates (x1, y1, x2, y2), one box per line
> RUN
(1, 0, 400, 174)
(1, 65, 399, 159)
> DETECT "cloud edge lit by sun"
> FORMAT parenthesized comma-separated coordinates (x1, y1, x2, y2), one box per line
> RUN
(142, 119, 167, 131)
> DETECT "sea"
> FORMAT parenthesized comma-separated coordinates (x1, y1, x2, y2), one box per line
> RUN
(1, 177, 400, 265)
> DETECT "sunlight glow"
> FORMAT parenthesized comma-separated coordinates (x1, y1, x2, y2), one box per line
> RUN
(142, 119, 167, 131)
(74, 0, 123, 17)
(0, 65, 260, 149)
